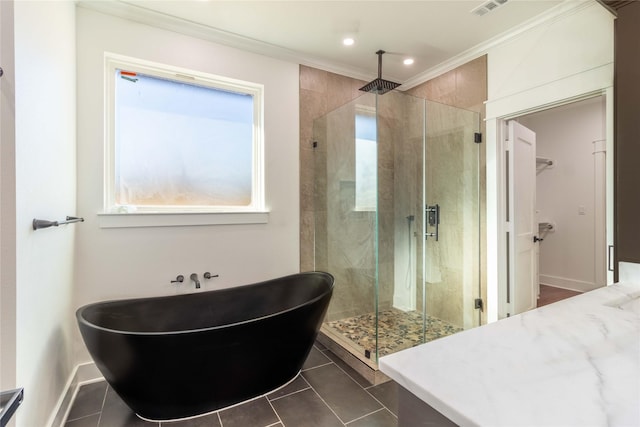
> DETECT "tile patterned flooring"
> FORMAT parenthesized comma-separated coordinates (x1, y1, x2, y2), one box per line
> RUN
(64, 342, 399, 427)
(326, 308, 463, 358)
(65, 286, 579, 427)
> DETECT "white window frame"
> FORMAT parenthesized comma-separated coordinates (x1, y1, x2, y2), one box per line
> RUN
(355, 105, 377, 212)
(100, 53, 267, 228)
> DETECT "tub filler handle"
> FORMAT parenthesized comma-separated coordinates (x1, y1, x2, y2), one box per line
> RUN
(171, 275, 184, 284)
(204, 272, 219, 280)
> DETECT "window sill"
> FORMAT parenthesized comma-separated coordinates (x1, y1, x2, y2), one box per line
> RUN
(97, 211, 269, 228)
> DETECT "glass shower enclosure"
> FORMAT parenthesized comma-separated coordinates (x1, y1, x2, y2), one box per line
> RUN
(313, 90, 481, 368)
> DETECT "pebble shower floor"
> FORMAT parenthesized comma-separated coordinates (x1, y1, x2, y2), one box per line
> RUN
(325, 308, 463, 359)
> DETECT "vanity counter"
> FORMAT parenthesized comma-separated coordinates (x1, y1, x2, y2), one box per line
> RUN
(379, 282, 640, 426)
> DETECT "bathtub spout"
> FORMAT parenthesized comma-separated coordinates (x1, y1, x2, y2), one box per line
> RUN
(190, 273, 201, 289)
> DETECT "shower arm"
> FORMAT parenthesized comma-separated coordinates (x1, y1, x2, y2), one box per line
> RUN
(376, 50, 385, 79)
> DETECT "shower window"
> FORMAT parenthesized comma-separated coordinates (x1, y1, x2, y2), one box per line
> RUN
(355, 109, 377, 211)
(104, 54, 264, 215)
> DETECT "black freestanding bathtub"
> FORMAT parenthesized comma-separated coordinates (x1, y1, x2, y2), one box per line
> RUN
(76, 271, 333, 421)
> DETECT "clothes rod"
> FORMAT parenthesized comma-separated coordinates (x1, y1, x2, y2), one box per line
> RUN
(33, 216, 84, 230)
(538, 222, 554, 231)
(536, 157, 553, 166)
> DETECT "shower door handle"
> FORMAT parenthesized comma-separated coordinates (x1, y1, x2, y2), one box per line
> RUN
(425, 204, 440, 241)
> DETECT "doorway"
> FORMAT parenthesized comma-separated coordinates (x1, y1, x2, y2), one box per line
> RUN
(505, 96, 609, 317)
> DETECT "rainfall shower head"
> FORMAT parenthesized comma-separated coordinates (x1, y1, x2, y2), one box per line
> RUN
(359, 50, 400, 95)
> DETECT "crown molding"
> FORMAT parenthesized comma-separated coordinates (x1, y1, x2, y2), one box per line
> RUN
(77, 0, 600, 89)
(400, 0, 600, 90)
(76, 0, 374, 82)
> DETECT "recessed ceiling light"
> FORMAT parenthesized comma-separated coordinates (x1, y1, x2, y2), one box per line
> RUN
(403, 58, 414, 66)
(343, 38, 355, 46)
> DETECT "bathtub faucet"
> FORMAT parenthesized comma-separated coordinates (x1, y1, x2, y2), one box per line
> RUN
(190, 273, 201, 289)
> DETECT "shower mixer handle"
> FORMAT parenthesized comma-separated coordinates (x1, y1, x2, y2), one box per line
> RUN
(425, 204, 440, 241)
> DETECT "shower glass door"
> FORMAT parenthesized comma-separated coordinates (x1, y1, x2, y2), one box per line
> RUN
(313, 91, 481, 366)
(313, 92, 380, 366)
(423, 100, 481, 333)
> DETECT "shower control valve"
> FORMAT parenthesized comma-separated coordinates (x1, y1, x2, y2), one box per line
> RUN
(171, 275, 184, 284)
(204, 272, 219, 280)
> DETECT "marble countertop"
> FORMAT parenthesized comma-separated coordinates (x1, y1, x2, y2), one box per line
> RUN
(379, 282, 640, 427)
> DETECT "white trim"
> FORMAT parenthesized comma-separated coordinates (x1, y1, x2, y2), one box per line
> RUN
(77, 0, 374, 82)
(605, 87, 615, 285)
(593, 138, 607, 287)
(485, 118, 505, 323)
(77, 0, 596, 89)
(403, 1, 598, 90)
(539, 274, 599, 293)
(485, 64, 614, 120)
(46, 362, 103, 427)
(98, 211, 269, 228)
(488, 90, 614, 321)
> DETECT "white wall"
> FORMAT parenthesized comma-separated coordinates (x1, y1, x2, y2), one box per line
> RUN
(519, 97, 606, 292)
(484, 1, 614, 321)
(74, 8, 300, 363)
(0, 0, 18, 395)
(12, 1, 77, 426)
(486, 2, 613, 117)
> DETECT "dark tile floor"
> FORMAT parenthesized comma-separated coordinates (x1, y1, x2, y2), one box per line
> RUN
(64, 342, 398, 427)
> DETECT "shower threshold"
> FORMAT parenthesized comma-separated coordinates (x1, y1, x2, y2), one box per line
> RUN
(317, 326, 389, 385)
(319, 309, 463, 385)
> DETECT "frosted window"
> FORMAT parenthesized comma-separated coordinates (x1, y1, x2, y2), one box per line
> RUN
(355, 113, 377, 211)
(114, 70, 255, 208)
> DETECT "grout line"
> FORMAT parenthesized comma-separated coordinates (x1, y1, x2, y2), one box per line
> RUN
(65, 411, 102, 423)
(300, 360, 333, 372)
(95, 385, 108, 427)
(362, 387, 393, 414)
(325, 356, 373, 390)
(216, 410, 223, 427)
(265, 398, 285, 427)
(302, 381, 347, 427)
(267, 386, 312, 403)
(321, 351, 398, 419)
(344, 408, 392, 425)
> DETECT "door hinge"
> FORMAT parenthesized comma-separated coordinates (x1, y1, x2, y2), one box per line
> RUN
(474, 132, 482, 143)
(474, 298, 484, 311)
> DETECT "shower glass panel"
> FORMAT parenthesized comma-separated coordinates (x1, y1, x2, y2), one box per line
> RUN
(313, 90, 480, 367)
(313, 92, 379, 364)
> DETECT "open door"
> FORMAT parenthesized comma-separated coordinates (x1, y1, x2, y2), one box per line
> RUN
(507, 121, 538, 315)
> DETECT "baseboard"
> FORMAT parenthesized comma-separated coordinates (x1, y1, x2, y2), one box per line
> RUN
(47, 362, 103, 427)
(539, 274, 599, 293)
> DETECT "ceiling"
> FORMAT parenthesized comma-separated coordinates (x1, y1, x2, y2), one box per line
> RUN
(83, 0, 582, 88)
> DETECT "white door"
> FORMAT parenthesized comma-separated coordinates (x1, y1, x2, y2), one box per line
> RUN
(508, 121, 538, 315)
